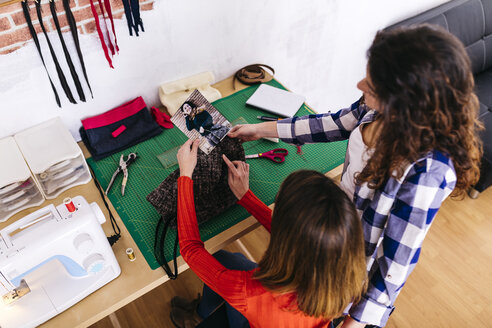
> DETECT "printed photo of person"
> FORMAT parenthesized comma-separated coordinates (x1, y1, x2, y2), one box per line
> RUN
(171, 90, 231, 154)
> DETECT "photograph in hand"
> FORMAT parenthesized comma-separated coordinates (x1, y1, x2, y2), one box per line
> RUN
(171, 90, 231, 154)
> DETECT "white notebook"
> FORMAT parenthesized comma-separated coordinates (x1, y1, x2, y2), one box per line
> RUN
(246, 84, 305, 118)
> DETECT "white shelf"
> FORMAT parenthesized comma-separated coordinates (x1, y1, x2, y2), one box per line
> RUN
(0, 137, 44, 222)
(15, 118, 82, 174)
(14, 118, 91, 199)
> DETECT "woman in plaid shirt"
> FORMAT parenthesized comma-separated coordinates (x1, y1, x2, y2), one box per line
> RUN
(229, 25, 482, 327)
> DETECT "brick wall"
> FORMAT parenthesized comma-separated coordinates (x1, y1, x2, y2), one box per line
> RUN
(0, 0, 154, 55)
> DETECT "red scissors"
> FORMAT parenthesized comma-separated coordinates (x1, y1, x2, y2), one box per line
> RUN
(245, 148, 288, 163)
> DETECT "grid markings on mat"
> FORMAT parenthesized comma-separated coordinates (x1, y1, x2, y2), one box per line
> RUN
(87, 79, 348, 270)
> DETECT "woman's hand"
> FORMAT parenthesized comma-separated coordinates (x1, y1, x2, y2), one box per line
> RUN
(228, 122, 278, 142)
(228, 124, 260, 141)
(177, 139, 200, 178)
(222, 154, 249, 200)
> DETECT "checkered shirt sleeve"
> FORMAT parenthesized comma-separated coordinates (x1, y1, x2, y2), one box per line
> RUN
(349, 151, 457, 326)
(276, 98, 369, 144)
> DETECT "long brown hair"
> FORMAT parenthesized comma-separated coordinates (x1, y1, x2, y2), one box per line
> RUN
(253, 170, 367, 319)
(357, 24, 483, 196)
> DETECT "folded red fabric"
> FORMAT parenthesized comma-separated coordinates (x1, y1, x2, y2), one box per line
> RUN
(151, 106, 174, 129)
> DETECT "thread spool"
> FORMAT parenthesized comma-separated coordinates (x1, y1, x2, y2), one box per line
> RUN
(126, 248, 136, 261)
(64, 197, 76, 212)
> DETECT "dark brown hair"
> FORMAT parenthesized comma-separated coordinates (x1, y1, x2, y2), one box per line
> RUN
(253, 170, 367, 319)
(357, 24, 483, 196)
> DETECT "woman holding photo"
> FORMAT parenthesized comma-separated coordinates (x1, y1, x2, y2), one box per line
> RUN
(171, 139, 367, 328)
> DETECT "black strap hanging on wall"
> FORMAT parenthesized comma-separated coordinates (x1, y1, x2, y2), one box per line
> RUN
(130, 0, 144, 35)
(49, 0, 86, 102)
(122, 0, 144, 36)
(21, 0, 61, 107)
(35, 0, 77, 104)
(62, 0, 93, 98)
(121, 0, 133, 36)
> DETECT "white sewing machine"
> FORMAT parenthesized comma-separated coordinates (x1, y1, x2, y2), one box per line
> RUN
(0, 196, 121, 328)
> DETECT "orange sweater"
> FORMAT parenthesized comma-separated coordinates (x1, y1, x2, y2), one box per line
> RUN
(177, 176, 330, 328)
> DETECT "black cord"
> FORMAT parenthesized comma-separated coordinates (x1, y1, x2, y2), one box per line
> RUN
(154, 215, 178, 279)
(88, 162, 121, 246)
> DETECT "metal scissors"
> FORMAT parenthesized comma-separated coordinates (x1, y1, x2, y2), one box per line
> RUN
(105, 153, 138, 196)
(245, 148, 288, 163)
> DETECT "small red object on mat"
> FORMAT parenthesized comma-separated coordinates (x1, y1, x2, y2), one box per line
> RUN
(151, 107, 174, 129)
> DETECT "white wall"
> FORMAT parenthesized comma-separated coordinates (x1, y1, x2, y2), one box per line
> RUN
(0, 0, 449, 141)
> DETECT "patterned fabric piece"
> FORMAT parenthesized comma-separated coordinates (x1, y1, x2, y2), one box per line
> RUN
(146, 137, 245, 228)
(277, 99, 456, 327)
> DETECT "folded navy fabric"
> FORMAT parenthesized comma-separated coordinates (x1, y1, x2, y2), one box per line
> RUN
(80, 97, 162, 160)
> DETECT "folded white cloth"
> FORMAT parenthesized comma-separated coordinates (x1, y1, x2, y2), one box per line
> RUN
(159, 72, 222, 116)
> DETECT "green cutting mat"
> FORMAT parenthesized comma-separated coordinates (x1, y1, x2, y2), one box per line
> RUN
(88, 79, 347, 270)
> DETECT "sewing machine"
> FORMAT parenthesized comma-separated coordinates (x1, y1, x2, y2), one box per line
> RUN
(0, 196, 121, 328)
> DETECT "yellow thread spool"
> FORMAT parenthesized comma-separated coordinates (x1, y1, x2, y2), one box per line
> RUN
(126, 248, 136, 261)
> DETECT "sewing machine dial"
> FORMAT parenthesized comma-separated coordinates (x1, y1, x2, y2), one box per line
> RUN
(83, 253, 105, 274)
(73, 233, 94, 254)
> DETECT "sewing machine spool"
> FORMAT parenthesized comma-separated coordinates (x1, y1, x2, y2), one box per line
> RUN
(64, 197, 76, 212)
(126, 248, 136, 261)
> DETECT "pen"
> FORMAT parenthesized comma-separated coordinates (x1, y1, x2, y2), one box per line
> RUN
(257, 116, 279, 121)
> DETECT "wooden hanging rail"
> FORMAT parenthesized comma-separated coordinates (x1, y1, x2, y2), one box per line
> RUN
(0, 0, 24, 9)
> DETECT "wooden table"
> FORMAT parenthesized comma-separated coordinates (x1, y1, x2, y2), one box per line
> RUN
(1, 76, 343, 327)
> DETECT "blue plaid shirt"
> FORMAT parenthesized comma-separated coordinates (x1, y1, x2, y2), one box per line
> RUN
(277, 99, 456, 327)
